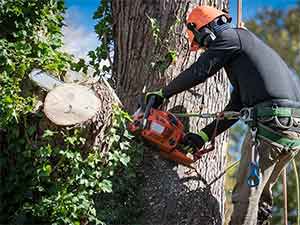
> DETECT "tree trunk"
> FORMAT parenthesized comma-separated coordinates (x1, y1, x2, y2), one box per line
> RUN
(0, 76, 120, 192)
(42, 77, 121, 151)
(112, 0, 230, 224)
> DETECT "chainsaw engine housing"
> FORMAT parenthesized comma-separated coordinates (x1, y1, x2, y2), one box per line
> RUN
(128, 108, 194, 167)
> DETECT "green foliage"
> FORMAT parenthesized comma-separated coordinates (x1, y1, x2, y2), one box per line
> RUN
(246, 4, 300, 74)
(0, 106, 143, 225)
(95, 106, 143, 224)
(89, 0, 113, 79)
(147, 15, 179, 73)
(91, 1, 180, 81)
(146, 15, 161, 45)
(0, 0, 73, 127)
(0, 1, 143, 224)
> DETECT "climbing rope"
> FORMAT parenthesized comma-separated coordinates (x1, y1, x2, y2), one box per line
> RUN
(292, 158, 300, 225)
(207, 159, 240, 187)
(237, 0, 243, 28)
(283, 167, 288, 225)
(282, 158, 300, 225)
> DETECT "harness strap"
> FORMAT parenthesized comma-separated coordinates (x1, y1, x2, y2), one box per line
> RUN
(257, 123, 300, 149)
(256, 106, 300, 118)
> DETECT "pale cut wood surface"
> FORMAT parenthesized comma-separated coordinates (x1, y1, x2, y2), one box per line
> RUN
(44, 83, 100, 126)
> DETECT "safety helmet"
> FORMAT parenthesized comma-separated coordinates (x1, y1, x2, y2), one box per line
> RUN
(186, 6, 231, 51)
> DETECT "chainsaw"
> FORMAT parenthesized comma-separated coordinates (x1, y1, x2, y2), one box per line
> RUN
(128, 96, 215, 168)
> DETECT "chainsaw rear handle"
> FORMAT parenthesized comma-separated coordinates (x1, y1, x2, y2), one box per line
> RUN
(143, 96, 156, 128)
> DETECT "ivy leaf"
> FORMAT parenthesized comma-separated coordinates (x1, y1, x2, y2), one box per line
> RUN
(42, 129, 56, 138)
(43, 164, 52, 176)
(27, 126, 36, 136)
(99, 179, 112, 193)
(120, 154, 130, 166)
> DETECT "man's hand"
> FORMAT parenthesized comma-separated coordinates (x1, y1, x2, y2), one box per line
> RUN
(145, 89, 165, 108)
(182, 131, 209, 153)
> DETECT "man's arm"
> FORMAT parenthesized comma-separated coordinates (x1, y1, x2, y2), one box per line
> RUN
(162, 29, 241, 98)
(182, 87, 243, 152)
(202, 87, 243, 141)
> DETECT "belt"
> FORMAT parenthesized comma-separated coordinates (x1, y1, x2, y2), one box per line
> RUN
(255, 106, 300, 118)
(240, 106, 300, 130)
(240, 102, 300, 122)
(240, 100, 300, 148)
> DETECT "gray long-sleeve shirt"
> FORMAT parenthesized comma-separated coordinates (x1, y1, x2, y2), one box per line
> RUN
(163, 28, 300, 140)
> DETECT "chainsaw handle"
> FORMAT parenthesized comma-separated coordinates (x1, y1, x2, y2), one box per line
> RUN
(142, 96, 156, 128)
(144, 96, 155, 119)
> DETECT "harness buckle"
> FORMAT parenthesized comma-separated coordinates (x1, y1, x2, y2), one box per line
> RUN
(240, 107, 255, 122)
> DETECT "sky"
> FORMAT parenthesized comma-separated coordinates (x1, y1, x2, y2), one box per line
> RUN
(62, 0, 298, 59)
(61, 1, 99, 59)
(229, 0, 298, 25)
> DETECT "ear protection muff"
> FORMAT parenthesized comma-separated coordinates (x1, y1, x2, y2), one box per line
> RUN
(186, 22, 216, 48)
(187, 15, 231, 48)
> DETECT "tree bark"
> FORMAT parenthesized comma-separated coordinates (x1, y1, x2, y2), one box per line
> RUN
(112, 0, 230, 224)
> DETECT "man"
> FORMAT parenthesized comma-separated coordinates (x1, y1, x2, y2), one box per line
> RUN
(145, 5, 300, 225)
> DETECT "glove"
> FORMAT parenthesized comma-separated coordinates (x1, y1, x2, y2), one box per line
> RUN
(145, 89, 165, 108)
(182, 131, 209, 153)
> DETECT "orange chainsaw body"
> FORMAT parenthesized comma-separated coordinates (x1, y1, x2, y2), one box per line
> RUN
(128, 108, 195, 167)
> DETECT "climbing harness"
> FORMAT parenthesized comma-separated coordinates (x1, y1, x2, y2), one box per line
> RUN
(257, 123, 300, 149)
(174, 105, 300, 225)
(239, 106, 260, 188)
(234, 1, 297, 222)
(176, 105, 300, 189)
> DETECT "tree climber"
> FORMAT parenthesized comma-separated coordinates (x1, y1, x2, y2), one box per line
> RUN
(145, 5, 300, 225)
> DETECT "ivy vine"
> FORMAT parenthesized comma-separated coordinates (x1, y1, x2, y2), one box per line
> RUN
(0, 1, 143, 224)
(89, 0, 113, 80)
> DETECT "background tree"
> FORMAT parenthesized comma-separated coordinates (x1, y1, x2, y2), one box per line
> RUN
(246, 3, 300, 74)
(225, 3, 300, 225)
(95, 0, 231, 224)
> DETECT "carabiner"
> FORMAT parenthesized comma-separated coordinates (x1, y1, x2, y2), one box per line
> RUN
(248, 127, 260, 188)
(240, 107, 254, 123)
(247, 162, 260, 187)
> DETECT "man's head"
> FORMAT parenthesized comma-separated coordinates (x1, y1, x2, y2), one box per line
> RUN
(186, 6, 231, 51)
